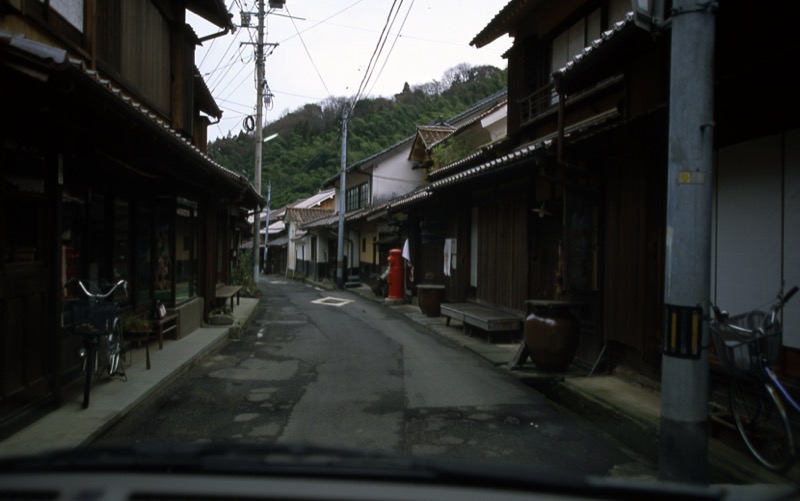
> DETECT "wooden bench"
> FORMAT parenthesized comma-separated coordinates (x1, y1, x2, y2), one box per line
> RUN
(124, 313, 178, 371)
(125, 329, 153, 370)
(441, 302, 524, 341)
(216, 284, 243, 311)
(150, 313, 179, 348)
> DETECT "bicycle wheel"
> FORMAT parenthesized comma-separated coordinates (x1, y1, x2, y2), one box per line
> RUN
(730, 377, 794, 472)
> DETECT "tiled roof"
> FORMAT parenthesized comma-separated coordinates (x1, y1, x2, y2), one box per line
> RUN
(430, 139, 553, 190)
(416, 126, 456, 149)
(285, 207, 334, 225)
(554, 12, 636, 78)
(365, 107, 620, 216)
(325, 89, 509, 186)
(444, 96, 507, 142)
(445, 88, 508, 126)
(470, 0, 539, 48)
(291, 188, 335, 209)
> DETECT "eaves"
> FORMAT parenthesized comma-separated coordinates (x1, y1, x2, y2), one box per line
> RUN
(471, 0, 542, 49)
(553, 12, 655, 95)
(187, 0, 235, 31)
(376, 107, 621, 212)
(1, 31, 263, 208)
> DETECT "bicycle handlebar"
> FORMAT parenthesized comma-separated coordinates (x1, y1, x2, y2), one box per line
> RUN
(710, 284, 797, 332)
(70, 279, 128, 301)
(763, 284, 799, 330)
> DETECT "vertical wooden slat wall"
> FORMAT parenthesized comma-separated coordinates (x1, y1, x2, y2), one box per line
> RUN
(477, 182, 529, 312)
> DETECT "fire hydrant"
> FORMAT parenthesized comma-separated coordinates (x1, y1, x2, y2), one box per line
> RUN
(387, 248, 404, 300)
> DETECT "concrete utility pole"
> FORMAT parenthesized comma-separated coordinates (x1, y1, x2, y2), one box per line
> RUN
(252, 0, 265, 284)
(336, 108, 348, 289)
(264, 179, 271, 273)
(659, 0, 716, 484)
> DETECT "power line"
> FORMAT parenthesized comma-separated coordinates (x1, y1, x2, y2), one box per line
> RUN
(206, 48, 252, 92)
(285, 5, 330, 97)
(277, 0, 366, 44)
(366, 0, 414, 97)
(205, 33, 249, 92)
(348, 0, 404, 115)
(214, 55, 254, 102)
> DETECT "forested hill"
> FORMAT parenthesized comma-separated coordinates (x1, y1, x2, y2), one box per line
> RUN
(207, 64, 507, 209)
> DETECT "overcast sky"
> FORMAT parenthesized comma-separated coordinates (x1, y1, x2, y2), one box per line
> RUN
(189, 0, 511, 142)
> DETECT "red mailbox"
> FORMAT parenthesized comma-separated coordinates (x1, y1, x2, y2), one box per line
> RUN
(387, 248, 404, 300)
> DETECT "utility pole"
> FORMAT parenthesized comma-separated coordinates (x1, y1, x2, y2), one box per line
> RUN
(336, 107, 348, 289)
(659, 0, 716, 484)
(251, 0, 265, 284)
(243, 1, 282, 283)
(264, 179, 271, 273)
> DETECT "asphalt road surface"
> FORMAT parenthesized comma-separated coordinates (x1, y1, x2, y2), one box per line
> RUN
(94, 277, 655, 479)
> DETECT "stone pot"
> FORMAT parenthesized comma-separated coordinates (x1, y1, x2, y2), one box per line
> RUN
(524, 301, 581, 372)
(417, 284, 445, 317)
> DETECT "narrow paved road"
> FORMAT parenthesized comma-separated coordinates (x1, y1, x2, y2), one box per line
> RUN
(95, 277, 655, 478)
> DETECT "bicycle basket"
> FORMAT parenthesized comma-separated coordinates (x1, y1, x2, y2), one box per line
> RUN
(710, 310, 781, 378)
(70, 301, 119, 337)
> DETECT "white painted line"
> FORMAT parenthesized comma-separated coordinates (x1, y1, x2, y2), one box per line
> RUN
(311, 296, 354, 307)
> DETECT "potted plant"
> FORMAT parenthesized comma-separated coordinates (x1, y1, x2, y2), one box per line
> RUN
(208, 306, 234, 325)
(417, 272, 445, 317)
(121, 312, 151, 335)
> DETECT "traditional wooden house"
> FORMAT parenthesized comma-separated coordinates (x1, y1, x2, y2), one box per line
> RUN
(316, 90, 509, 292)
(283, 189, 335, 281)
(326, 135, 420, 284)
(401, 0, 800, 388)
(0, 1, 263, 435)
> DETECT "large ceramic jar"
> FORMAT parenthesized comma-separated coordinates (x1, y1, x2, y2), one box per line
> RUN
(524, 301, 581, 372)
(417, 284, 445, 317)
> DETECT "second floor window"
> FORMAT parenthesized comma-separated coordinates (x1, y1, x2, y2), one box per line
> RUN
(551, 8, 602, 75)
(346, 183, 369, 212)
(46, 0, 84, 32)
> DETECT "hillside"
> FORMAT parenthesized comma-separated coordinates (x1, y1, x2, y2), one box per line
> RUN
(207, 63, 507, 209)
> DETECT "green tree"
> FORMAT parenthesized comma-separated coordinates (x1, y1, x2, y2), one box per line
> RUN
(208, 63, 507, 209)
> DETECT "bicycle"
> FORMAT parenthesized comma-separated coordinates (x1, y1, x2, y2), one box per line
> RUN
(710, 284, 799, 473)
(68, 278, 128, 409)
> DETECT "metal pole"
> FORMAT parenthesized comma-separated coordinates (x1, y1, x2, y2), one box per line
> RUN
(336, 108, 348, 289)
(264, 179, 271, 274)
(659, 0, 716, 484)
(252, 0, 265, 284)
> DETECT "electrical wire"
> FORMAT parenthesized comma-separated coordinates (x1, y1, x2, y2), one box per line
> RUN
(277, 0, 366, 44)
(211, 21, 258, 97)
(284, 5, 331, 97)
(366, 0, 414, 97)
(348, 0, 404, 118)
(200, 2, 250, 91)
(206, 35, 250, 93)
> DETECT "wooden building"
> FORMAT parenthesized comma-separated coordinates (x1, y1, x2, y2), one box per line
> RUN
(397, 0, 800, 387)
(349, 0, 800, 393)
(0, 1, 262, 435)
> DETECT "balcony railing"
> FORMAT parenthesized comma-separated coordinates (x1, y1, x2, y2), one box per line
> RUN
(518, 82, 558, 127)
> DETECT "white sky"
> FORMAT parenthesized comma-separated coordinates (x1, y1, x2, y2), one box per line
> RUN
(189, 0, 512, 141)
